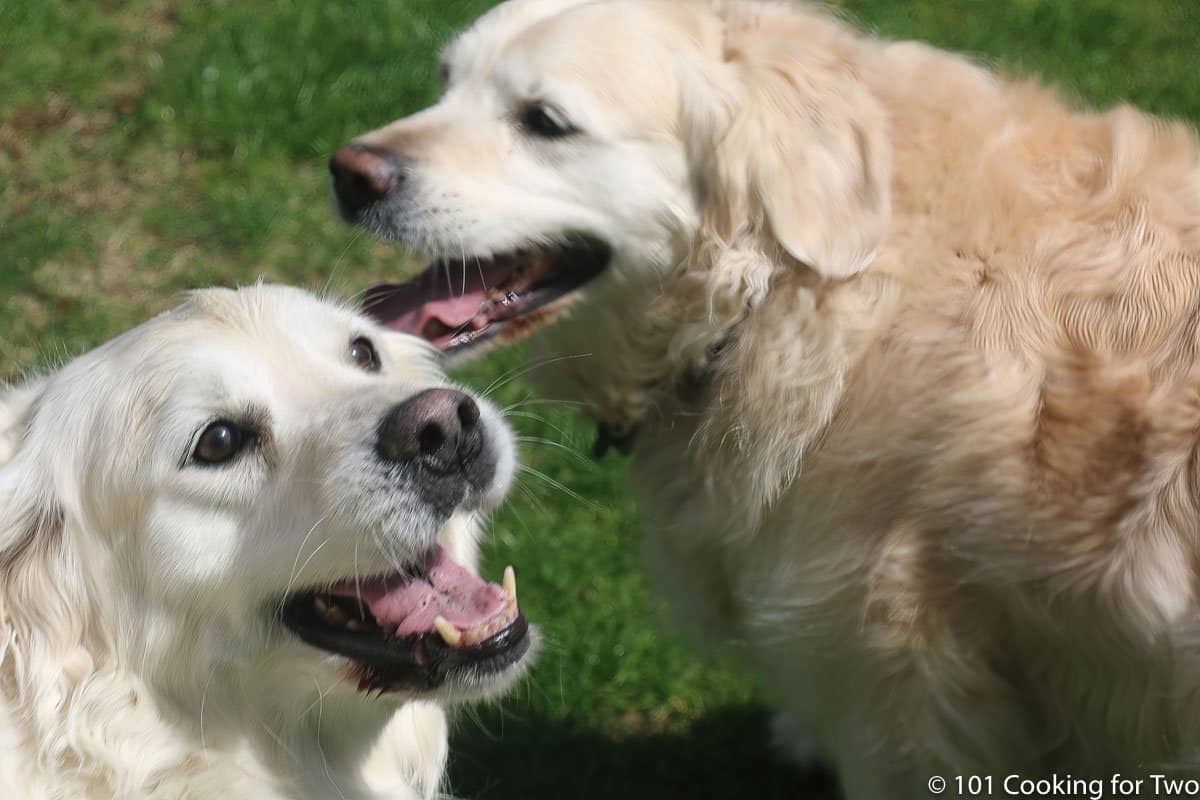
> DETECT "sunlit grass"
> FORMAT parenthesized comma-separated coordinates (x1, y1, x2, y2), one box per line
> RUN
(2, 1, 1197, 795)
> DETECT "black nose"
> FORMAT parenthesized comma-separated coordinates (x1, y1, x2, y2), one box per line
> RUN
(330, 142, 401, 218)
(377, 389, 483, 471)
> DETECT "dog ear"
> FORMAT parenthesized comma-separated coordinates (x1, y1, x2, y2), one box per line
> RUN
(690, 7, 892, 279)
(0, 383, 92, 658)
(0, 376, 47, 466)
(0, 475, 64, 585)
(0, 451, 75, 654)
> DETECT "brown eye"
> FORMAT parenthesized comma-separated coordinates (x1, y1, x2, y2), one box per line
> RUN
(518, 101, 578, 139)
(194, 421, 245, 465)
(349, 336, 380, 372)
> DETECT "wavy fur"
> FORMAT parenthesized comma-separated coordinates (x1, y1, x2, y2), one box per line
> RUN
(0, 285, 523, 798)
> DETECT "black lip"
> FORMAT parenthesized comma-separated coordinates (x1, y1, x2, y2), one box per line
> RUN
(280, 592, 530, 692)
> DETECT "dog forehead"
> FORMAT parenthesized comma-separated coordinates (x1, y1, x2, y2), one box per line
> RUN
(132, 286, 366, 403)
(156, 287, 439, 404)
(445, 0, 593, 76)
(489, 2, 703, 122)
(183, 284, 354, 338)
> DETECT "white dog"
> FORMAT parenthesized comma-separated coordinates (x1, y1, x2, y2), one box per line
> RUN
(332, 0, 1200, 793)
(0, 284, 533, 799)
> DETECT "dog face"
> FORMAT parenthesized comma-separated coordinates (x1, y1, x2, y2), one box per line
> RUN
(335, 0, 890, 378)
(335, 0, 700, 355)
(0, 285, 530, 717)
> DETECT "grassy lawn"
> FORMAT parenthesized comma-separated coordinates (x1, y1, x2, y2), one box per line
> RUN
(2, 0, 1198, 796)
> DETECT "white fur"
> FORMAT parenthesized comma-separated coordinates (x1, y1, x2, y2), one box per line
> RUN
(0, 284, 525, 799)
(347, 0, 1200, 793)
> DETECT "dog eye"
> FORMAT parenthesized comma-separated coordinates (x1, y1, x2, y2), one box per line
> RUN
(349, 336, 381, 372)
(518, 102, 578, 139)
(193, 421, 246, 465)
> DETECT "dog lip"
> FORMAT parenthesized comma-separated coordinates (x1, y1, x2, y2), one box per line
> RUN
(276, 549, 530, 693)
(281, 597, 531, 693)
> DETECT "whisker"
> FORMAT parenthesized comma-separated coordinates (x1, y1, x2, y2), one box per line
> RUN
(516, 435, 592, 466)
(299, 676, 338, 718)
(354, 541, 366, 621)
(506, 486, 542, 529)
(285, 513, 331, 599)
(312, 677, 349, 800)
(519, 481, 551, 516)
(341, 282, 379, 305)
(501, 397, 590, 413)
(322, 228, 366, 297)
(517, 464, 604, 511)
(480, 352, 593, 398)
(198, 672, 215, 753)
(252, 705, 298, 762)
(505, 411, 581, 445)
(290, 538, 333, 591)
(475, 251, 489, 293)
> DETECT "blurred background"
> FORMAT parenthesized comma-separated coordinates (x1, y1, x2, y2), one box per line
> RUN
(1, 1, 1197, 797)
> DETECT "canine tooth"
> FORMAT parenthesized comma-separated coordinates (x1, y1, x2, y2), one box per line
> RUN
(345, 619, 365, 632)
(313, 596, 329, 612)
(324, 605, 348, 625)
(503, 565, 517, 603)
(434, 615, 463, 647)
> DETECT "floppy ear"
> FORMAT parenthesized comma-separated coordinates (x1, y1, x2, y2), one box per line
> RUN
(0, 474, 64, 591)
(0, 376, 47, 466)
(0, 382, 97, 664)
(690, 7, 892, 279)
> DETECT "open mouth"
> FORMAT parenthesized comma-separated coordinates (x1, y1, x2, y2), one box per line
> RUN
(362, 235, 610, 354)
(280, 546, 529, 693)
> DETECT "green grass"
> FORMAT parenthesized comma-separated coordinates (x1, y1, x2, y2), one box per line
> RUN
(2, 0, 1198, 796)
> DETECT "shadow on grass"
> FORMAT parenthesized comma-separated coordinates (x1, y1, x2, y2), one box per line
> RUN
(448, 706, 840, 799)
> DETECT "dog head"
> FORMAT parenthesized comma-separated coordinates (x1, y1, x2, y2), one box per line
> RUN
(336, 0, 891, 427)
(0, 285, 531, 790)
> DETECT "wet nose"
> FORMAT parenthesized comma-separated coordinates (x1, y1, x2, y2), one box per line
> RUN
(376, 389, 483, 471)
(329, 142, 402, 218)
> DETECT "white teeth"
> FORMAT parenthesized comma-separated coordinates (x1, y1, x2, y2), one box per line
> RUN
(313, 596, 329, 612)
(461, 604, 520, 647)
(345, 619, 365, 632)
(433, 615, 463, 648)
(503, 565, 517, 603)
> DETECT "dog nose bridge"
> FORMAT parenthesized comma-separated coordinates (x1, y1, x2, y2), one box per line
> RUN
(356, 103, 450, 157)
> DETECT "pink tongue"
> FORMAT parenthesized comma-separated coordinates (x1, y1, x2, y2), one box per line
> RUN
(329, 547, 507, 637)
(363, 258, 515, 341)
(391, 294, 488, 342)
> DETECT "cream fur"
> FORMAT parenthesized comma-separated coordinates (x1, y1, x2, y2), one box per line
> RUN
(0, 285, 525, 799)
(347, 0, 1200, 792)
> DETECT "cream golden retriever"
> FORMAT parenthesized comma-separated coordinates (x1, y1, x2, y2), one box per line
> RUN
(0, 284, 533, 799)
(332, 0, 1200, 791)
